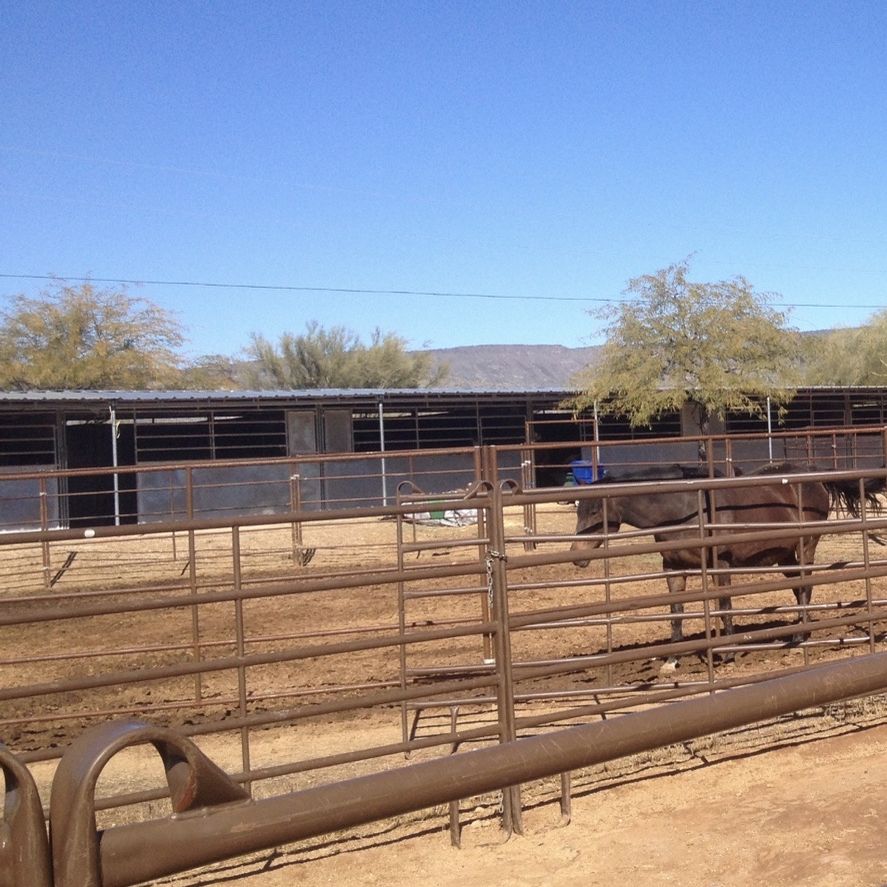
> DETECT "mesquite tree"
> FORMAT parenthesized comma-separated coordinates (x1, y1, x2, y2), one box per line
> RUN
(570, 260, 801, 455)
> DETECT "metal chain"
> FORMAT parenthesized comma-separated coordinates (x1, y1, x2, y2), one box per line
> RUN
(485, 549, 507, 610)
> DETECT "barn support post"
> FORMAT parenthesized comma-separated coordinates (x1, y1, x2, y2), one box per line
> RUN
(109, 405, 121, 526)
(592, 399, 600, 463)
(50, 651, 887, 887)
(378, 401, 388, 507)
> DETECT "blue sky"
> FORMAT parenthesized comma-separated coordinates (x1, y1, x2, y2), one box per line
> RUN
(2, 1, 886, 362)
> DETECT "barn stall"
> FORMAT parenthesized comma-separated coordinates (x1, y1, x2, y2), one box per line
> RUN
(2, 385, 887, 530)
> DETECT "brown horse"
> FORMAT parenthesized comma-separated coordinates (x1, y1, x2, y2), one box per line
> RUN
(571, 462, 884, 649)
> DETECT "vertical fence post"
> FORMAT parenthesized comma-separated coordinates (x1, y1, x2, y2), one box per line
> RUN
(185, 466, 202, 702)
(520, 444, 537, 551)
(795, 480, 811, 666)
(169, 472, 178, 562)
(484, 448, 522, 835)
(600, 492, 615, 688)
(395, 487, 411, 756)
(476, 447, 494, 662)
(231, 525, 252, 793)
(859, 476, 876, 654)
(725, 437, 735, 476)
(289, 460, 304, 565)
(697, 487, 717, 686)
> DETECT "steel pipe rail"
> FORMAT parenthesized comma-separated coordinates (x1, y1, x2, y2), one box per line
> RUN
(50, 651, 887, 887)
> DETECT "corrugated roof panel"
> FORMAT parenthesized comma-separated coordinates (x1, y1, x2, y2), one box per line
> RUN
(0, 387, 572, 405)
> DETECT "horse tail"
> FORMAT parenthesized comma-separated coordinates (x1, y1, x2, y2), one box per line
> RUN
(821, 471, 887, 543)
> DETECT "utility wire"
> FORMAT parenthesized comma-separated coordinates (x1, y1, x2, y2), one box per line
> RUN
(0, 272, 884, 311)
(0, 273, 613, 303)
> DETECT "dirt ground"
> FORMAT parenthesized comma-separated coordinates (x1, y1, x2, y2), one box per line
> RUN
(7, 504, 887, 886)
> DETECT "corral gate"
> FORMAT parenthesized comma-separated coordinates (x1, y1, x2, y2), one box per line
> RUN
(3, 444, 887, 884)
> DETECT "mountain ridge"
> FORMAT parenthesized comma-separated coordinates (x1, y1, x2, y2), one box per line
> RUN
(421, 343, 602, 389)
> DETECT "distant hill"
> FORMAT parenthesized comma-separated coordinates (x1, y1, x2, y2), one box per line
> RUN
(421, 344, 602, 390)
(420, 329, 839, 391)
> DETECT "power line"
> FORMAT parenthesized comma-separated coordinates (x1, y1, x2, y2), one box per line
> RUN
(0, 273, 611, 303)
(0, 272, 884, 312)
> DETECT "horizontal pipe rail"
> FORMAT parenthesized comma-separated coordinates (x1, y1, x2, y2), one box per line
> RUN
(0, 485, 493, 547)
(0, 444, 482, 484)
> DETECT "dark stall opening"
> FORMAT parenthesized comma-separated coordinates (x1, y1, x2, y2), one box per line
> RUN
(65, 420, 137, 526)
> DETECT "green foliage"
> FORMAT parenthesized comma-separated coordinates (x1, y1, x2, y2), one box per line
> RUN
(243, 321, 448, 389)
(801, 310, 887, 385)
(570, 260, 800, 432)
(0, 281, 185, 390)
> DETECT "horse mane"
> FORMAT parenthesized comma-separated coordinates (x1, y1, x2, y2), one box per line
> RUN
(596, 464, 685, 484)
(596, 464, 726, 484)
(748, 460, 811, 476)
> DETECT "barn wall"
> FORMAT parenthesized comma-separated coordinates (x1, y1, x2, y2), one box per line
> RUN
(131, 449, 520, 518)
(0, 467, 61, 531)
(136, 462, 296, 522)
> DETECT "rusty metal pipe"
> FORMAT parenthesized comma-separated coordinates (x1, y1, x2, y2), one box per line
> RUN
(65, 651, 887, 887)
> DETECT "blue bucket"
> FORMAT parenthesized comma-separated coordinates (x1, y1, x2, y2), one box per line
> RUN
(571, 460, 606, 485)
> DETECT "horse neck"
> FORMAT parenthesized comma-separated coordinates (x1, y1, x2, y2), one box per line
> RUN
(618, 490, 700, 529)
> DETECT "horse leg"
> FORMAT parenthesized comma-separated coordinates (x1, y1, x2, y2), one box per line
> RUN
(715, 573, 735, 663)
(782, 548, 812, 645)
(661, 573, 685, 672)
(667, 573, 685, 644)
(717, 573, 734, 637)
(789, 577, 812, 645)
(788, 536, 820, 645)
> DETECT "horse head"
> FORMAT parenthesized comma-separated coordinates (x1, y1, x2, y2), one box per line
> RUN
(570, 494, 622, 567)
